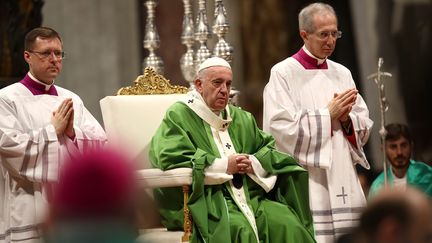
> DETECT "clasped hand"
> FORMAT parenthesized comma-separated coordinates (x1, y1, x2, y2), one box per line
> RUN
(51, 98, 75, 138)
(227, 154, 254, 175)
(327, 88, 357, 123)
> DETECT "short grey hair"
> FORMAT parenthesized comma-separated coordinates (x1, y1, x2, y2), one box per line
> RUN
(196, 68, 209, 82)
(298, 3, 337, 33)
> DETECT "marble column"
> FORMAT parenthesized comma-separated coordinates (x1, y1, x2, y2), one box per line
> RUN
(350, 0, 407, 169)
(42, 0, 141, 123)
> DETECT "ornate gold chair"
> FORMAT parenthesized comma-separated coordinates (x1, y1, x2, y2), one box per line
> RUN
(100, 68, 193, 243)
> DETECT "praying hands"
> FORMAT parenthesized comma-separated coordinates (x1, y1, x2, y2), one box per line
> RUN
(227, 154, 254, 174)
(51, 98, 75, 139)
(328, 88, 358, 123)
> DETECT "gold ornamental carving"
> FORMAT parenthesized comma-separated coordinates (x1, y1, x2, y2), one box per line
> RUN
(182, 185, 192, 242)
(117, 67, 189, 95)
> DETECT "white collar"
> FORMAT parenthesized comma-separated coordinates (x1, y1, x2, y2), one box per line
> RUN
(302, 45, 327, 65)
(183, 90, 232, 131)
(28, 72, 55, 91)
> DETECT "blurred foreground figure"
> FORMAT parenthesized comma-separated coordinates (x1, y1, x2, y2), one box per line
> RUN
(44, 148, 138, 243)
(355, 188, 432, 243)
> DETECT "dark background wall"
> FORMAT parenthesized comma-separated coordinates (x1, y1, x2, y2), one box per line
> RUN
(0, 0, 44, 87)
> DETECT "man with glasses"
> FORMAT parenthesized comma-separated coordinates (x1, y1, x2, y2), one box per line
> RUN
(0, 27, 106, 242)
(263, 3, 373, 243)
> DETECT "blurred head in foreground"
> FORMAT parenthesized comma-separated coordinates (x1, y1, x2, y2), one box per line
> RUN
(45, 148, 137, 243)
(355, 187, 432, 243)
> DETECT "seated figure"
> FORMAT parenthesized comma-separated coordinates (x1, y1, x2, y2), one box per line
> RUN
(150, 57, 315, 243)
(369, 123, 432, 198)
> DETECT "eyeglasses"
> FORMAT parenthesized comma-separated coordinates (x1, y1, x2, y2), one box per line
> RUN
(28, 50, 66, 60)
(313, 30, 342, 40)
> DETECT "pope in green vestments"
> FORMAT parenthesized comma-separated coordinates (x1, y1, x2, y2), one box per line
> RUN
(149, 57, 315, 243)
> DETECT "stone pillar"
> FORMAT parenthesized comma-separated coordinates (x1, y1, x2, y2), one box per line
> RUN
(350, 0, 407, 169)
(42, 0, 141, 123)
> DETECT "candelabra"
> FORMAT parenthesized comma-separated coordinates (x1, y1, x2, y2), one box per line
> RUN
(212, 0, 233, 63)
(143, 0, 164, 74)
(194, 0, 212, 71)
(180, 0, 196, 87)
(146, 0, 237, 97)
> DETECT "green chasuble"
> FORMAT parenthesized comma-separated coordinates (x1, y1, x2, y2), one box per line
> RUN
(150, 96, 315, 243)
(369, 160, 432, 198)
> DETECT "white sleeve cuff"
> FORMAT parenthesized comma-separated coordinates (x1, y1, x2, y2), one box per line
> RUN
(204, 158, 233, 184)
(64, 135, 79, 155)
(247, 155, 277, 192)
(73, 126, 84, 140)
(205, 157, 228, 173)
(46, 124, 59, 141)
